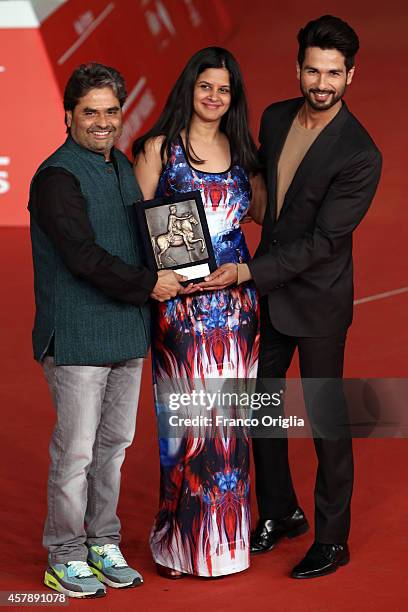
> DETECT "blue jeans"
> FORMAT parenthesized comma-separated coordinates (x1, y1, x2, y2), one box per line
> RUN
(42, 357, 144, 564)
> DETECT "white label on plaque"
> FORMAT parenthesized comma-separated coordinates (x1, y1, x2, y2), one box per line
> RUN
(176, 263, 210, 280)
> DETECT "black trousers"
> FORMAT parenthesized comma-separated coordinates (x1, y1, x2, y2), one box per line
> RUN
(252, 298, 354, 544)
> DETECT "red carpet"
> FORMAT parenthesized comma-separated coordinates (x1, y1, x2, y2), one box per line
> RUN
(1, 1, 407, 610)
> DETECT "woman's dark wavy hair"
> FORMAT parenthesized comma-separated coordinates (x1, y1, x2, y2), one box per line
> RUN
(132, 47, 258, 173)
(297, 15, 360, 72)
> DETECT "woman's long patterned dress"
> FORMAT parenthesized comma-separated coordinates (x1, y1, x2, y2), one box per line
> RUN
(150, 138, 259, 577)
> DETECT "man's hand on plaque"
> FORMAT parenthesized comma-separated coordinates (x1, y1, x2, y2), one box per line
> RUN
(178, 282, 197, 295)
(151, 270, 187, 302)
(196, 263, 238, 291)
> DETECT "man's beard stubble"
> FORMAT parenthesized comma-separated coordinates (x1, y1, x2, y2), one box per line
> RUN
(300, 81, 347, 111)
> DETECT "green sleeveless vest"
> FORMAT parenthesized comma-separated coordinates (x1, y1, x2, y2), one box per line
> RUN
(29, 136, 150, 365)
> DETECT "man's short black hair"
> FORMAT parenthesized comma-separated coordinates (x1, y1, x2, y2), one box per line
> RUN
(297, 15, 360, 72)
(63, 62, 127, 112)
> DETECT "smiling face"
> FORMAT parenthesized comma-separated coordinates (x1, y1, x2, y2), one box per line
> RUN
(65, 86, 123, 159)
(297, 47, 355, 112)
(193, 67, 231, 123)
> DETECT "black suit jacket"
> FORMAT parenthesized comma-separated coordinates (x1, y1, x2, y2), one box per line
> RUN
(248, 97, 382, 337)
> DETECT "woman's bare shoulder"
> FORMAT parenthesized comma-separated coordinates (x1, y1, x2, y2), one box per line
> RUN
(144, 135, 166, 155)
(134, 135, 166, 170)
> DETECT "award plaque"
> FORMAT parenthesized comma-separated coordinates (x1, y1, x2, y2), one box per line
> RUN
(135, 190, 216, 283)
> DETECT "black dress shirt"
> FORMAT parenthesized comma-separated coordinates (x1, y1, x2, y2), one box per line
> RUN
(29, 166, 157, 306)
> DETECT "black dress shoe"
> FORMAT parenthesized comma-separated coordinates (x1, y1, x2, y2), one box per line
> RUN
(250, 507, 309, 554)
(291, 542, 350, 579)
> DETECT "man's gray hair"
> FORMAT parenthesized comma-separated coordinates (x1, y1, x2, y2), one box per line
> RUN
(63, 62, 127, 112)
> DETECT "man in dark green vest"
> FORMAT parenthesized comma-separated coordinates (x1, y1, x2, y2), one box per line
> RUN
(29, 63, 184, 599)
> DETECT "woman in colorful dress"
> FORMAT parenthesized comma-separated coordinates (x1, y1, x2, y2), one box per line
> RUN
(133, 47, 260, 578)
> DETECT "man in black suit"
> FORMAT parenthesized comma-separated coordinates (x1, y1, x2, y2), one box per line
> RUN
(199, 15, 382, 578)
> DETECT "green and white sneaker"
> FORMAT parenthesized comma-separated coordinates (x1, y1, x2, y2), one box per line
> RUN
(88, 544, 143, 588)
(44, 561, 106, 598)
